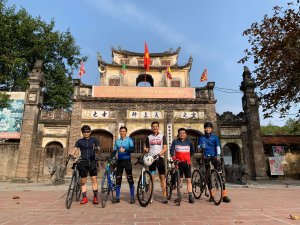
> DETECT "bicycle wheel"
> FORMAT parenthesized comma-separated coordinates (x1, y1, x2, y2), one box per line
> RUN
(166, 170, 172, 200)
(137, 170, 153, 207)
(192, 169, 204, 199)
(75, 175, 82, 201)
(100, 173, 109, 208)
(209, 169, 223, 206)
(65, 173, 76, 209)
(111, 173, 117, 203)
(175, 171, 181, 206)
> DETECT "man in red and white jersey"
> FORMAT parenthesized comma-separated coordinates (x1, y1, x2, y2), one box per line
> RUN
(170, 127, 195, 204)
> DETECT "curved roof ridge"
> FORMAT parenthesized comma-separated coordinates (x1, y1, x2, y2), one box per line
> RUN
(111, 46, 181, 57)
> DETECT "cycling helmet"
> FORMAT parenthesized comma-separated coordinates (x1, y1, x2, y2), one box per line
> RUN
(204, 122, 213, 128)
(81, 125, 91, 132)
(143, 153, 154, 166)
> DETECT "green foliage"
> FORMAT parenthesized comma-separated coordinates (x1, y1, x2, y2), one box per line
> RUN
(239, 1, 300, 118)
(0, 0, 86, 109)
(0, 92, 11, 109)
(261, 119, 300, 135)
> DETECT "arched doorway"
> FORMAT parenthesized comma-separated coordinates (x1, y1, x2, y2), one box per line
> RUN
(91, 129, 113, 155)
(130, 129, 153, 153)
(44, 141, 64, 175)
(136, 74, 154, 87)
(186, 129, 203, 153)
(223, 143, 240, 165)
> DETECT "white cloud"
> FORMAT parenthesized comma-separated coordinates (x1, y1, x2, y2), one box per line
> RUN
(87, 0, 203, 55)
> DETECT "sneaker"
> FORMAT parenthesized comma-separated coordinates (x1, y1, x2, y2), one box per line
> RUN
(189, 196, 195, 204)
(162, 197, 168, 204)
(130, 198, 135, 204)
(115, 198, 120, 203)
(223, 196, 231, 203)
(80, 197, 88, 204)
(150, 198, 153, 204)
(93, 196, 98, 204)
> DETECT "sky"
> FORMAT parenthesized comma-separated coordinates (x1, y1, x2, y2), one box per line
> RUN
(7, 0, 299, 126)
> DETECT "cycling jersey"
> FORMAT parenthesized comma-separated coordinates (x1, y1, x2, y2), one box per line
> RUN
(74, 137, 99, 160)
(170, 138, 194, 164)
(146, 133, 167, 157)
(198, 133, 221, 157)
(113, 137, 134, 161)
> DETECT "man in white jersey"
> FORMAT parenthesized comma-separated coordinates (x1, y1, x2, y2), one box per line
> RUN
(144, 121, 168, 204)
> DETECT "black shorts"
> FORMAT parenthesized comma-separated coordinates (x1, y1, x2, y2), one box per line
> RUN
(116, 160, 133, 177)
(149, 157, 166, 175)
(78, 160, 98, 178)
(178, 162, 191, 178)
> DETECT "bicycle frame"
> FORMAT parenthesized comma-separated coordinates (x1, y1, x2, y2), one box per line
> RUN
(135, 156, 153, 207)
(65, 156, 82, 209)
(100, 158, 117, 207)
(166, 160, 181, 205)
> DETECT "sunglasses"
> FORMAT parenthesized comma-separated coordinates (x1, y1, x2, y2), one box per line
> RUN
(82, 131, 91, 133)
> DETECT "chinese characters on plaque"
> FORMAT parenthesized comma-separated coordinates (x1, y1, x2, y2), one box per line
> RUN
(127, 111, 164, 119)
(174, 111, 205, 119)
(81, 110, 115, 119)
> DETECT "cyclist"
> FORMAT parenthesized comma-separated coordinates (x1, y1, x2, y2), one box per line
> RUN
(69, 125, 100, 205)
(198, 122, 231, 203)
(170, 128, 195, 204)
(111, 126, 135, 204)
(144, 121, 168, 204)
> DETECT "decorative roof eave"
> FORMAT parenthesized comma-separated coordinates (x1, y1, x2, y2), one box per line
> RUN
(98, 56, 192, 71)
(111, 47, 181, 58)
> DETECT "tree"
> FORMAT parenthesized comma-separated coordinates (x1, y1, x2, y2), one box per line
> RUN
(261, 119, 300, 135)
(0, 92, 11, 109)
(0, 0, 86, 109)
(239, 1, 300, 118)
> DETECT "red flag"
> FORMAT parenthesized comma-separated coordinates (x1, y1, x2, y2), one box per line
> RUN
(200, 68, 208, 82)
(79, 61, 86, 77)
(121, 63, 127, 75)
(165, 66, 172, 79)
(144, 42, 150, 71)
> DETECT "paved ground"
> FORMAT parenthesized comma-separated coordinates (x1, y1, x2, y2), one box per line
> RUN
(0, 180, 300, 225)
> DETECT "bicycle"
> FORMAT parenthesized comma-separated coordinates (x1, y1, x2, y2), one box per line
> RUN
(192, 156, 223, 205)
(65, 155, 82, 209)
(166, 159, 181, 206)
(100, 157, 117, 208)
(135, 155, 154, 207)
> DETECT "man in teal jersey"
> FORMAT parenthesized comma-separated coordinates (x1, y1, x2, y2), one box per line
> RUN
(112, 126, 135, 204)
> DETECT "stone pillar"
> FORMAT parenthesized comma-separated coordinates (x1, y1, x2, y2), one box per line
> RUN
(240, 66, 267, 179)
(13, 60, 44, 182)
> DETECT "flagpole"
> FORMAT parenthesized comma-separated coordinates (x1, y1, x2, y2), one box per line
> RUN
(144, 68, 146, 87)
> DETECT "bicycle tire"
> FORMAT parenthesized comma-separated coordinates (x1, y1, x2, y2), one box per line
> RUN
(192, 169, 205, 199)
(100, 172, 109, 208)
(75, 175, 82, 201)
(111, 172, 117, 203)
(65, 172, 76, 209)
(175, 171, 181, 206)
(166, 170, 172, 200)
(137, 170, 153, 207)
(209, 169, 223, 206)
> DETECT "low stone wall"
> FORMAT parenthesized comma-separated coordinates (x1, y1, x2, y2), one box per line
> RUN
(0, 143, 19, 181)
(224, 164, 247, 184)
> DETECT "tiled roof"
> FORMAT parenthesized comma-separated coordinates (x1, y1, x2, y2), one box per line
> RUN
(262, 135, 300, 145)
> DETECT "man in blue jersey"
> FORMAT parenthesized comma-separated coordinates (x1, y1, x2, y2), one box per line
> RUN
(70, 125, 100, 205)
(112, 126, 135, 204)
(198, 122, 231, 203)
